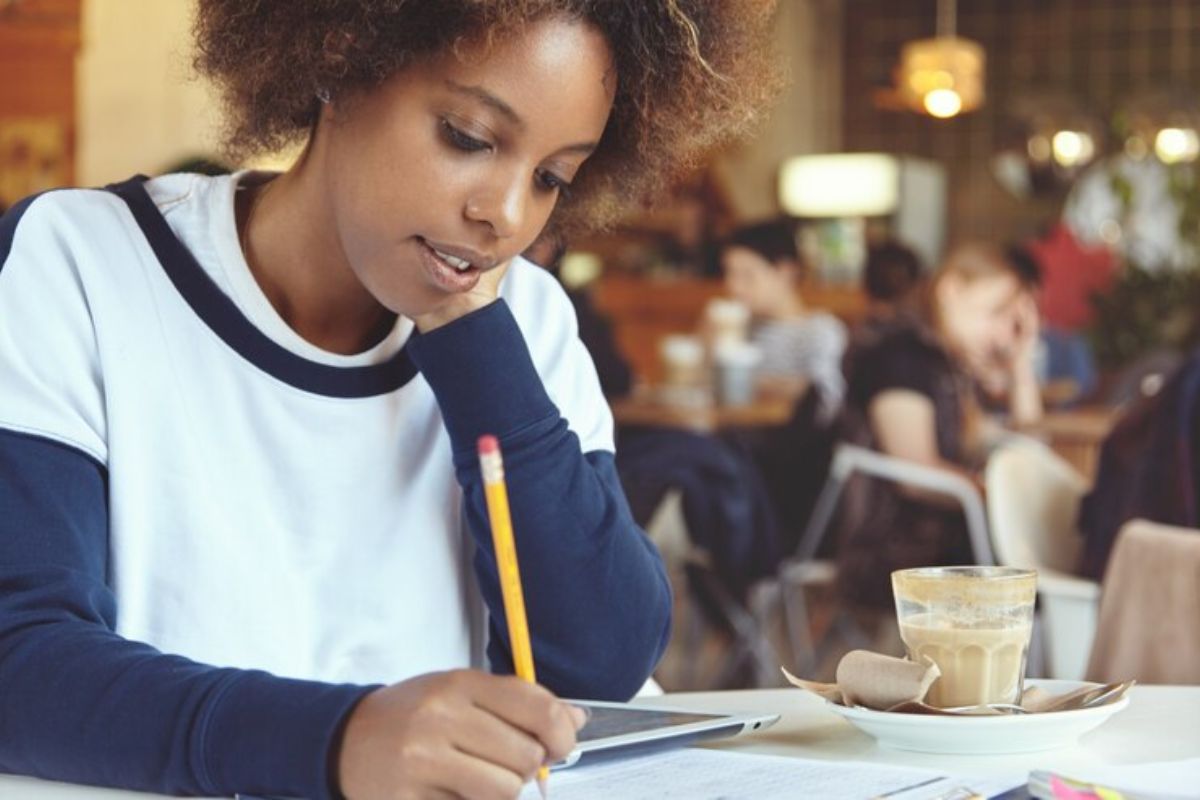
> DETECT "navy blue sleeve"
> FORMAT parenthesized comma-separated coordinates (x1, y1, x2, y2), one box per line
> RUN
(0, 428, 374, 799)
(408, 300, 672, 702)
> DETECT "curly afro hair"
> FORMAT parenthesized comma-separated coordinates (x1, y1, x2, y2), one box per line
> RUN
(192, 1, 780, 236)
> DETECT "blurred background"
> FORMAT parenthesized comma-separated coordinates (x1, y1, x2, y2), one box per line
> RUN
(5, 0, 1199, 692)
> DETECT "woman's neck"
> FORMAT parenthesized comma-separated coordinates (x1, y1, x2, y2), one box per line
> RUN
(763, 290, 804, 321)
(236, 156, 394, 356)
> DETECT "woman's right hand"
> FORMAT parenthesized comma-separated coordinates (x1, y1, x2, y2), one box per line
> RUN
(337, 670, 587, 799)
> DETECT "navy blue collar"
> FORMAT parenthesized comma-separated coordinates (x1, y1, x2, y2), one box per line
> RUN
(105, 176, 418, 398)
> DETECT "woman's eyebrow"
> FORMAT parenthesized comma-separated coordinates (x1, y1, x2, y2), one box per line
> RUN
(446, 80, 523, 128)
(444, 80, 599, 156)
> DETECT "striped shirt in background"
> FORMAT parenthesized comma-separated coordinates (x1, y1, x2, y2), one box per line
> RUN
(751, 311, 848, 424)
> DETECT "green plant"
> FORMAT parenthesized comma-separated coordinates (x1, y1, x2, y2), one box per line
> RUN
(1087, 160, 1200, 368)
(1088, 262, 1200, 368)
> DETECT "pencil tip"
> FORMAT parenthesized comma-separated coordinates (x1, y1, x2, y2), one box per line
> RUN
(537, 775, 550, 799)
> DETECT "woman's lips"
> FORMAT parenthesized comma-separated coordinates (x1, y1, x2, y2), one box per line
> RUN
(417, 237, 482, 293)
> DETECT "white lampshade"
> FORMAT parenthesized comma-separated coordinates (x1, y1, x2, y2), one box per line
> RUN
(778, 153, 900, 217)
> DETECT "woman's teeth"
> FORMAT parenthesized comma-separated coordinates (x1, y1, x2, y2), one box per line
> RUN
(432, 247, 472, 272)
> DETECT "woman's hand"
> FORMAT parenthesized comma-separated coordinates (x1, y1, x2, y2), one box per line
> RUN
(337, 669, 586, 800)
(1004, 292, 1044, 426)
(1008, 292, 1041, 377)
(413, 262, 511, 333)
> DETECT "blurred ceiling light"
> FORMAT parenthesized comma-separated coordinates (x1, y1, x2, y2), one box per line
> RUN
(558, 251, 602, 290)
(895, 0, 984, 119)
(1051, 130, 1095, 169)
(778, 153, 900, 217)
(1154, 127, 1200, 164)
(1027, 134, 1052, 163)
(924, 88, 963, 119)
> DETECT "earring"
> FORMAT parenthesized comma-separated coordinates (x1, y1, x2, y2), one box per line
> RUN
(316, 87, 332, 104)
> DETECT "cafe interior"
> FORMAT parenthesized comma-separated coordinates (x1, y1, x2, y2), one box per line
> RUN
(4, 0, 1199, 739)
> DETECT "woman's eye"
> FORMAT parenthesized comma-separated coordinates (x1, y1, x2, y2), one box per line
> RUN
(536, 170, 572, 197)
(442, 119, 491, 153)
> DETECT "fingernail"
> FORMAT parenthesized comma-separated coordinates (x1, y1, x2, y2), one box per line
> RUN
(569, 704, 590, 730)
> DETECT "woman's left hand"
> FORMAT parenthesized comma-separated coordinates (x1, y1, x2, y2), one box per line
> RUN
(1009, 292, 1041, 376)
(1006, 292, 1045, 425)
(413, 261, 511, 333)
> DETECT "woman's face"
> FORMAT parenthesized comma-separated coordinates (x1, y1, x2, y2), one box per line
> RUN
(937, 271, 1025, 371)
(722, 246, 797, 317)
(320, 16, 615, 319)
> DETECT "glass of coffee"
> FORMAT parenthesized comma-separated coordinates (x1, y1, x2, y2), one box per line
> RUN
(892, 566, 1037, 708)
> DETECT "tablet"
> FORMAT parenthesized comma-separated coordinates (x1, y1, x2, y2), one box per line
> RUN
(555, 700, 780, 769)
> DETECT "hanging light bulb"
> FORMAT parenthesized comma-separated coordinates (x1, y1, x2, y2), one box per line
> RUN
(1051, 130, 1095, 168)
(896, 0, 985, 119)
(924, 88, 964, 118)
(1155, 127, 1200, 164)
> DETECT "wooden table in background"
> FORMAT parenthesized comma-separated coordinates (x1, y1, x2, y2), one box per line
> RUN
(1020, 407, 1119, 484)
(610, 389, 795, 434)
(591, 274, 866, 385)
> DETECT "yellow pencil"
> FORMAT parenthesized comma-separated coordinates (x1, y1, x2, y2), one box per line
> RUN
(477, 434, 549, 799)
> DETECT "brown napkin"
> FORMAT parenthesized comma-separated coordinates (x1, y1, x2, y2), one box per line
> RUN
(782, 650, 940, 710)
(783, 650, 1135, 715)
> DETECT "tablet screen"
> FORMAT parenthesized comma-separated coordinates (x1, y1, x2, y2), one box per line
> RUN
(576, 705, 725, 742)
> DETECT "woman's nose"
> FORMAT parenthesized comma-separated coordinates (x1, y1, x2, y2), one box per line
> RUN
(465, 173, 528, 240)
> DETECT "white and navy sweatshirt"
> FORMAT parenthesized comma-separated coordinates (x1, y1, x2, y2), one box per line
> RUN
(0, 173, 671, 799)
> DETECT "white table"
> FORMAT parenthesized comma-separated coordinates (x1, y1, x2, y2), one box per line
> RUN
(647, 687, 1200, 779)
(3, 686, 1198, 797)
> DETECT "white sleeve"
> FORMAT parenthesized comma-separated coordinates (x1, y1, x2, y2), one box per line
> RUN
(500, 258, 615, 454)
(0, 192, 108, 463)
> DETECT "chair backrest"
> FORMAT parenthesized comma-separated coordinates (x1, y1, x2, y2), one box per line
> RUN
(1087, 519, 1200, 684)
(985, 437, 1088, 573)
(792, 443, 994, 566)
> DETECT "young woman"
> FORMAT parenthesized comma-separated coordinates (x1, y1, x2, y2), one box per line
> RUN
(719, 220, 848, 424)
(0, 3, 775, 798)
(838, 242, 1043, 608)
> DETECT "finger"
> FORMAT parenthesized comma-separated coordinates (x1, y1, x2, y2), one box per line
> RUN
(453, 704, 548, 780)
(471, 676, 580, 760)
(437, 748, 526, 800)
(474, 258, 511, 296)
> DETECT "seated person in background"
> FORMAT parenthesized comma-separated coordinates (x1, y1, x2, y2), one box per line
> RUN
(715, 221, 847, 554)
(843, 239, 924, 374)
(838, 243, 1043, 608)
(1006, 240, 1097, 407)
(862, 240, 924, 326)
(720, 220, 848, 426)
(973, 244, 1045, 405)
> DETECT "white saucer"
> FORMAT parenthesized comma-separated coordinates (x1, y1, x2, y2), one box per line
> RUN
(828, 679, 1130, 754)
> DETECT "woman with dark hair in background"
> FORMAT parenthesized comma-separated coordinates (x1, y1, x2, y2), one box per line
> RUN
(720, 220, 847, 425)
(863, 240, 923, 321)
(713, 221, 847, 559)
(844, 240, 925, 376)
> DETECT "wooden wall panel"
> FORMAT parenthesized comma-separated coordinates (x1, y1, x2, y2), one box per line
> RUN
(0, 0, 81, 208)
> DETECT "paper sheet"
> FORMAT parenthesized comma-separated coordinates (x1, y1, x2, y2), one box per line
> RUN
(518, 748, 1023, 800)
